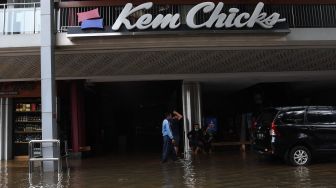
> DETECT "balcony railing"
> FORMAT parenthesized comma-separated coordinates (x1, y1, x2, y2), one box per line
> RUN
(58, 3, 336, 32)
(0, 2, 40, 35)
(1, 2, 336, 35)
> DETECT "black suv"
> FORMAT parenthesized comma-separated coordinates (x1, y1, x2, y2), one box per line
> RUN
(252, 106, 336, 166)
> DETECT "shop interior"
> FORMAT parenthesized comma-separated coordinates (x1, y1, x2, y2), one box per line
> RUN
(11, 80, 336, 158)
(201, 80, 336, 148)
(83, 81, 183, 155)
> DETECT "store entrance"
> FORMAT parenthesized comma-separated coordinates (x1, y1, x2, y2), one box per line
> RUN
(84, 81, 182, 155)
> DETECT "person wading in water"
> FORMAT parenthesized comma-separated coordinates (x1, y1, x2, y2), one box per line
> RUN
(170, 110, 183, 157)
(162, 112, 177, 163)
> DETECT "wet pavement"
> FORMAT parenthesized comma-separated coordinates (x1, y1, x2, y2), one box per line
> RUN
(1, 151, 336, 188)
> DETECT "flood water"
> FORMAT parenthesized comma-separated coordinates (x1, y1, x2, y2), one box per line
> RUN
(1, 151, 336, 188)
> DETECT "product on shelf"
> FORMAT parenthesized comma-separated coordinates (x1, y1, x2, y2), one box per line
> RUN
(14, 133, 42, 143)
(14, 99, 42, 157)
(15, 123, 41, 132)
(31, 104, 36, 112)
(14, 101, 42, 145)
(16, 115, 41, 122)
(15, 103, 41, 112)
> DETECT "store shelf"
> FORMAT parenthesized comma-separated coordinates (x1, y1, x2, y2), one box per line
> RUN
(15, 131, 42, 134)
(15, 111, 41, 113)
(15, 121, 41, 123)
(14, 99, 42, 156)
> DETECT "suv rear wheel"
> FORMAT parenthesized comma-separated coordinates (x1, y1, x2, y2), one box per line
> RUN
(289, 146, 311, 166)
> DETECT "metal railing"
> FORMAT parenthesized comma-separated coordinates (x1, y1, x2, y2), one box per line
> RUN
(0, 2, 40, 35)
(58, 4, 336, 32)
(1, 3, 336, 35)
(28, 139, 62, 179)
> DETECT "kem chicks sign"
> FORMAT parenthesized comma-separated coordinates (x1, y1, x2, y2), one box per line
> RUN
(113, 2, 286, 30)
(68, 2, 288, 37)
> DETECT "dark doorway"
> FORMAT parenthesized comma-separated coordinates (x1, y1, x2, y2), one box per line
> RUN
(84, 81, 182, 155)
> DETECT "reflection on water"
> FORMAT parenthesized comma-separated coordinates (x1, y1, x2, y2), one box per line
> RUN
(26, 168, 67, 188)
(0, 161, 9, 187)
(161, 163, 173, 188)
(293, 166, 312, 187)
(28, 169, 71, 188)
(1, 152, 336, 187)
(182, 159, 196, 187)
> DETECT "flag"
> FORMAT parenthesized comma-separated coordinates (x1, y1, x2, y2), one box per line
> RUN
(77, 8, 100, 23)
(81, 19, 104, 29)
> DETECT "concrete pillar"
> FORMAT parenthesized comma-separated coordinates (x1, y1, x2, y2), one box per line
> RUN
(41, 0, 57, 171)
(182, 82, 202, 154)
(0, 98, 12, 160)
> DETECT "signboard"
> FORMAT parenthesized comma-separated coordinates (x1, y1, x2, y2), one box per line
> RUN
(0, 82, 41, 98)
(204, 117, 218, 133)
(0, 91, 18, 96)
(67, 2, 290, 37)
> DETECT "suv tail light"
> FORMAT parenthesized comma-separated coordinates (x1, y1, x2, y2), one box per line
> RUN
(270, 121, 280, 136)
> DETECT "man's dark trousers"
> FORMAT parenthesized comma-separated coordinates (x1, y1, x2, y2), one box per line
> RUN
(162, 135, 177, 162)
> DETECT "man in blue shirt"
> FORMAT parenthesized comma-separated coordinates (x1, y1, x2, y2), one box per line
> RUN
(162, 112, 177, 163)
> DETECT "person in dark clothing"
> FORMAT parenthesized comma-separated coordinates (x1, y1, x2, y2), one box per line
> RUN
(170, 110, 183, 156)
(162, 112, 177, 163)
(187, 123, 203, 154)
(202, 125, 215, 154)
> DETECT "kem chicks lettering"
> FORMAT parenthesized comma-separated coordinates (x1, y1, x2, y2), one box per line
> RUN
(112, 2, 286, 31)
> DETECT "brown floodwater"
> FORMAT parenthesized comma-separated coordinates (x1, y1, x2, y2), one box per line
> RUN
(1, 151, 336, 188)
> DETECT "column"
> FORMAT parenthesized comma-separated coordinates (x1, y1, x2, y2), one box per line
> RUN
(71, 81, 86, 155)
(71, 82, 79, 153)
(41, 0, 57, 171)
(0, 98, 12, 160)
(182, 82, 202, 155)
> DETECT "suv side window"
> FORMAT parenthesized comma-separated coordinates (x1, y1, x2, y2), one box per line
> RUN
(277, 109, 305, 125)
(306, 110, 336, 125)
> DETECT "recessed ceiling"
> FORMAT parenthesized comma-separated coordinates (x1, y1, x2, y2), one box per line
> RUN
(0, 48, 336, 82)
